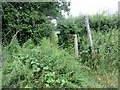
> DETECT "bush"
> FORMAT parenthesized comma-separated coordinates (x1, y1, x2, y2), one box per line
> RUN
(3, 35, 102, 88)
(57, 14, 118, 70)
(2, 2, 70, 46)
(57, 14, 118, 49)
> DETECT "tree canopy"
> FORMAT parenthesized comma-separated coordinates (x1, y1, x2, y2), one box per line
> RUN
(2, 1, 70, 45)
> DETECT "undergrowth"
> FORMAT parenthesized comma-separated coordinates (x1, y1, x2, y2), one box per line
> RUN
(2, 35, 98, 88)
(2, 29, 118, 88)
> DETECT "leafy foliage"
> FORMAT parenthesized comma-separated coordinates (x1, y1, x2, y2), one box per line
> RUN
(2, 2, 70, 45)
(2, 3, 118, 88)
(57, 14, 118, 49)
(57, 14, 118, 68)
(3, 36, 100, 88)
(2, 31, 118, 88)
(89, 14, 118, 32)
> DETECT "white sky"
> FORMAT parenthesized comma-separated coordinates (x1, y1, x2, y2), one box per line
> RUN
(51, 0, 119, 24)
(69, 0, 119, 17)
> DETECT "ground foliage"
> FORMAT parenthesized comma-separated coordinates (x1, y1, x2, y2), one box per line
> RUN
(2, 37, 99, 88)
(2, 30, 118, 88)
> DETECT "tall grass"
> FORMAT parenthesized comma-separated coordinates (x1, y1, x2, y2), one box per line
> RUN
(78, 29, 118, 87)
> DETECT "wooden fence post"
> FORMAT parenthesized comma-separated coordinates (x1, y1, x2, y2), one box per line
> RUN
(74, 34, 78, 56)
(85, 16, 94, 52)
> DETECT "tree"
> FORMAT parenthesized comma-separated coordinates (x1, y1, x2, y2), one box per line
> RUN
(2, 1, 70, 45)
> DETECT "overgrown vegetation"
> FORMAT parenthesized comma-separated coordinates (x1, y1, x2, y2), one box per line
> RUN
(57, 14, 118, 49)
(3, 35, 118, 88)
(2, 37, 97, 88)
(2, 2, 70, 45)
(2, 2, 118, 88)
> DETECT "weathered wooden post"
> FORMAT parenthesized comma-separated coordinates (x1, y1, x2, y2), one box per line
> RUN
(57, 33, 79, 56)
(85, 16, 100, 69)
(74, 34, 78, 56)
(85, 15, 94, 52)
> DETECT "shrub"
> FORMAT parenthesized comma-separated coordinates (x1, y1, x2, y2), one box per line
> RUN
(57, 14, 118, 71)
(3, 35, 101, 88)
(57, 14, 118, 49)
